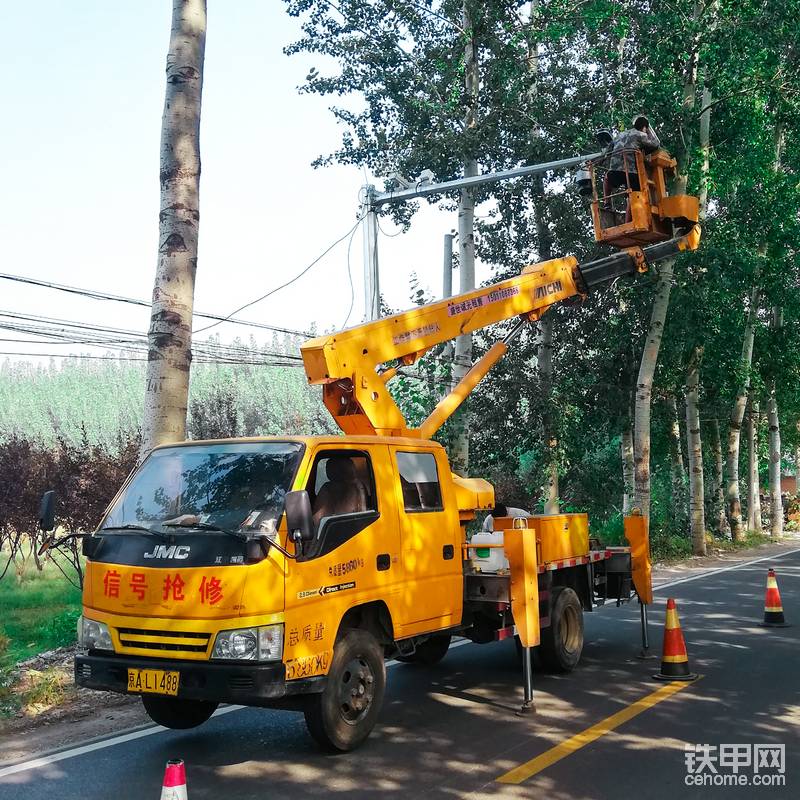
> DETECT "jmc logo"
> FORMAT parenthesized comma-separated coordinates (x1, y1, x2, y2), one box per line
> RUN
(535, 279, 563, 299)
(143, 544, 191, 560)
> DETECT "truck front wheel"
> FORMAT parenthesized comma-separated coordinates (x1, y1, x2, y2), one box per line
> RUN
(539, 586, 584, 672)
(141, 695, 218, 729)
(303, 629, 386, 752)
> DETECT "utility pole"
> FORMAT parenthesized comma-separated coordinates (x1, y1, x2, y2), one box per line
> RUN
(360, 185, 380, 322)
(442, 232, 454, 299)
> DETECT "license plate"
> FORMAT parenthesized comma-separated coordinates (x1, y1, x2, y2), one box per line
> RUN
(127, 668, 180, 696)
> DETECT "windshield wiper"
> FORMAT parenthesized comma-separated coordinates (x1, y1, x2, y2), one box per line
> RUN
(162, 521, 247, 541)
(100, 524, 169, 540)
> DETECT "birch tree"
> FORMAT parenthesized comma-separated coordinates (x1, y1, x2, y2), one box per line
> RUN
(685, 346, 705, 554)
(746, 400, 762, 531)
(141, 0, 207, 458)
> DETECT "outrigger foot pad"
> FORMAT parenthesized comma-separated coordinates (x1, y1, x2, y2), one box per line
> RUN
(516, 701, 536, 717)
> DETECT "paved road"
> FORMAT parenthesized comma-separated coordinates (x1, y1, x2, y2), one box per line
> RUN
(3, 548, 798, 799)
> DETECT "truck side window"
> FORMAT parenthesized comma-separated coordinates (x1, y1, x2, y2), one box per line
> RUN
(308, 450, 377, 527)
(396, 452, 443, 512)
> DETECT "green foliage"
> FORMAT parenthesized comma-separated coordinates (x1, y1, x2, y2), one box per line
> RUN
(0, 562, 82, 666)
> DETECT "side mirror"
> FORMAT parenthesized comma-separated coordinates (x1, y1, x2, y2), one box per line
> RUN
(39, 490, 56, 533)
(284, 491, 314, 542)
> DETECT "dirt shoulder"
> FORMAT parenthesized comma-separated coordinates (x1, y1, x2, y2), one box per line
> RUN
(0, 645, 149, 765)
(1, 536, 797, 767)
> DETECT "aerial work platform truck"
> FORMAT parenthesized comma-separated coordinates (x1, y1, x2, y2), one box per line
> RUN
(43, 145, 700, 750)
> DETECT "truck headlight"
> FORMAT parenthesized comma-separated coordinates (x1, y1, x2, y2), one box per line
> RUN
(212, 624, 283, 662)
(77, 616, 113, 651)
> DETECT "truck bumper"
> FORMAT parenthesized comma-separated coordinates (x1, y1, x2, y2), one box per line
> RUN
(75, 652, 325, 707)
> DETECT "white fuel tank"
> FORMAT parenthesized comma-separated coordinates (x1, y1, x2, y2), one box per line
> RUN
(469, 530, 509, 572)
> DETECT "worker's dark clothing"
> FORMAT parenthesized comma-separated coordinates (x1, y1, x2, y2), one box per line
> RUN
(604, 126, 660, 204)
(608, 126, 661, 173)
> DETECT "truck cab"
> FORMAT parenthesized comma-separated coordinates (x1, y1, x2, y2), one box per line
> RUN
(75, 435, 490, 750)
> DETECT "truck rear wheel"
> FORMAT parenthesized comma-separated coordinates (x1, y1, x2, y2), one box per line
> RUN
(539, 586, 584, 672)
(303, 629, 386, 752)
(141, 695, 218, 729)
(397, 634, 452, 666)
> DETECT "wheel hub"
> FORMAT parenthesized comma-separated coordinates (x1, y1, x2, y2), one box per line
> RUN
(339, 656, 375, 723)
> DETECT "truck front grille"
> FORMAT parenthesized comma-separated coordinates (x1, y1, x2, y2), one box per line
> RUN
(116, 627, 211, 654)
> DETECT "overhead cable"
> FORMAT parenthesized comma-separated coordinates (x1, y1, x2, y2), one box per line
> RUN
(0, 272, 311, 338)
(193, 214, 366, 335)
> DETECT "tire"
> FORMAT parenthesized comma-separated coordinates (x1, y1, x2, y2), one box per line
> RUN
(397, 634, 452, 666)
(539, 586, 584, 672)
(141, 695, 218, 730)
(303, 629, 386, 752)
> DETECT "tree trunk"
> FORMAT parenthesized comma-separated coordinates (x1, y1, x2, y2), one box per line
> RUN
(633, 258, 674, 519)
(450, 3, 479, 472)
(767, 384, 783, 539)
(727, 120, 783, 536)
(526, 2, 558, 513)
(633, 3, 703, 522)
(667, 394, 688, 528)
(709, 417, 730, 537)
(622, 423, 635, 514)
(538, 314, 559, 513)
(725, 284, 759, 540)
(747, 399, 762, 531)
(686, 347, 706, 555)
(141, 0, 207, 459)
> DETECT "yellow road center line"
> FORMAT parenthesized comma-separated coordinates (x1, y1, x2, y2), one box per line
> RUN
(496, 677, 701, 784)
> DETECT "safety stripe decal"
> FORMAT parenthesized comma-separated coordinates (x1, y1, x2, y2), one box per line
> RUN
(539, 550, 610, 573)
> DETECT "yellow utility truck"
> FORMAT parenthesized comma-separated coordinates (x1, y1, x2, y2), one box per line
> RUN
(47, 148, 699, 751)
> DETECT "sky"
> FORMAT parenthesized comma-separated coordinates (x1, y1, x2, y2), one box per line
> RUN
(0, 1, 498, 364)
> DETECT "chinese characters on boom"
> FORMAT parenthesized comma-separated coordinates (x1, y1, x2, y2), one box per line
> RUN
(102, 569, 224, 606)
(685, 744, 786, 788)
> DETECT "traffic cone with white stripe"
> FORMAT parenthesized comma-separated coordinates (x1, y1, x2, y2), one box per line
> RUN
(653, 598, 697, 681)
(160, 759, 188, 800)
(760, 568, 789, 627)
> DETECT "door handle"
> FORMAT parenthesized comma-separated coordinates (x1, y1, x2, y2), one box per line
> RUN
(376, 553, 391, 571)
(442, 544, 454, 560)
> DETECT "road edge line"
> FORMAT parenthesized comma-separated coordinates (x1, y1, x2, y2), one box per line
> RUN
(654, 547, 800, 591)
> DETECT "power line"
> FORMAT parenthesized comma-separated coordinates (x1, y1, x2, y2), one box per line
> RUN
(0, 310, 304, 365)
(0, 350, 304, 366)
(0, 272, 311, 338)
(193, 214, 367, 335)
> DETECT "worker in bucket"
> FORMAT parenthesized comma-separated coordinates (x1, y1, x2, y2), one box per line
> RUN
(604, 114, 660, 219)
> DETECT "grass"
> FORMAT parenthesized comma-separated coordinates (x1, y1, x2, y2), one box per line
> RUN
(0, 560, 82, 667)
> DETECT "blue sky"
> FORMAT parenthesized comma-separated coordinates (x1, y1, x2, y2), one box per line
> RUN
(0, 1, 488, 362)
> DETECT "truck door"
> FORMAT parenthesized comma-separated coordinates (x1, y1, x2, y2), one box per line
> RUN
(392, 448, 462, 637)
(284, 446, 401, 675)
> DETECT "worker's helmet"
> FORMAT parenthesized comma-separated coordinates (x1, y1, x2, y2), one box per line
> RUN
(632, 114, 649, 130)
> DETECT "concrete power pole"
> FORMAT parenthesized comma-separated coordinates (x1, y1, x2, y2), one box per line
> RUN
(360, 186, 380, 322)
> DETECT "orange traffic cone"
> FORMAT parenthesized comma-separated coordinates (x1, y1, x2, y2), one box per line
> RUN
(160, 759, 188, 800)
(760, 568, 789, 627)
(653, 598, 697, 681)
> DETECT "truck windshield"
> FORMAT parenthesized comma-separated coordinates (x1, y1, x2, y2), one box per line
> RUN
(101, 442, 304, 535)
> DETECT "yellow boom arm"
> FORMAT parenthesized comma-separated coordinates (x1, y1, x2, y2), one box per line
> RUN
(301, 255, 582, 438)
